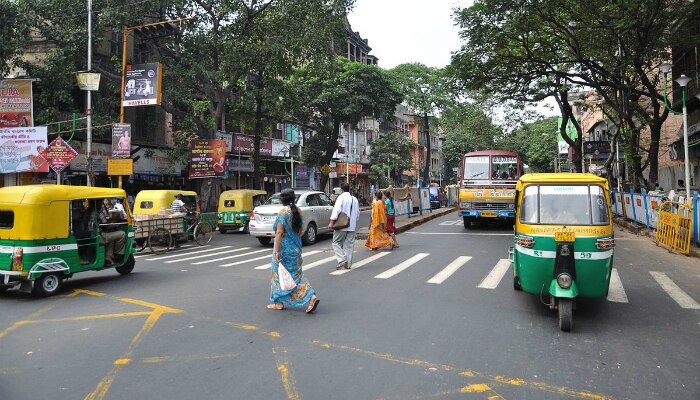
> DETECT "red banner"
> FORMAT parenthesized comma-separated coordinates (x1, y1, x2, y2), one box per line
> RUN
(336, 163, 363, 174)
(40, 137, 77, 173)
(232, 134, 272, 156)
(188, 139, 227, 178)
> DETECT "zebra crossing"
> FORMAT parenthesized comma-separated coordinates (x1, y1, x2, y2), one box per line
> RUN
(136, 244, 700, 309)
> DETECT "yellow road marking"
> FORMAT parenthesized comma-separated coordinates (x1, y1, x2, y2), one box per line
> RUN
(114, 359, 131, 365)
(312, 341, 612, 400)
(70, 289, 106, 297)
(138, 353, 239, 364)
(0, 368, 20, 375)
(21, 311, 152, 325)
(273, 347, 300, 400)
(461, 384, 492, 393)
(118, 297, 183, 314)
(182, 312, 281, 338)
(0, 304, 56, 339)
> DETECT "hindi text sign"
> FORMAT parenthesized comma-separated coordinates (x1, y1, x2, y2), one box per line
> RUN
(40, 137, 77, 173)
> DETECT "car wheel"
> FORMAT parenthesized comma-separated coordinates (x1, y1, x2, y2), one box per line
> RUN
(243, 221, 250, 234)
(303, 223, 317, 245)
(32, 272, 64, 297)
(257, 237, 272, 246)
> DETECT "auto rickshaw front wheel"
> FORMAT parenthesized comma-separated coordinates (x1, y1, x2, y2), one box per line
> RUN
(32, 272, 64, 297)
(558, 298, 573, 332)
(116, 254, 135, 275)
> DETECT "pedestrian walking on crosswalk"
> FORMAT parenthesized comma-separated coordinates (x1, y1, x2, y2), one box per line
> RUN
(365, 191, 394, 250)
(384, 190, 399, 248)
(267, 189, 320, 313)
(329, 182, 359, 270)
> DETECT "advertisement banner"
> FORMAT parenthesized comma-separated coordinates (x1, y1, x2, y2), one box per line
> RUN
(107, 159, 133, 176)
(40, 136, 78, 173)
(112, 123, 131, 158)
(0, 79, 33, 128)
(189, 139, 227, 178)
(0, 127, 48, 173)
(232, 134, 272, 156)
(122, 63, 162, 107)
(336, 163, 363, 174)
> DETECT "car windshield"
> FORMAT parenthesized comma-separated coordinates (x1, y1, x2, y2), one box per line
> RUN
(463, 156, 489, 179)
(263, 193, 301, 205)
(519, 185, 609, 225)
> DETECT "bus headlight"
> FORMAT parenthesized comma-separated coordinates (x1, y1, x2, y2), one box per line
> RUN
(557, 273, 572, 289)
(508, 203, 515, 209)
(461, 201, 472, 208)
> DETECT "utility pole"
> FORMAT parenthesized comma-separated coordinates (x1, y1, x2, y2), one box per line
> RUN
(86, 0, 93, 186)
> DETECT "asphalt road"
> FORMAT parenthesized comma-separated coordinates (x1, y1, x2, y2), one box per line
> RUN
(1, 212, 699, 400)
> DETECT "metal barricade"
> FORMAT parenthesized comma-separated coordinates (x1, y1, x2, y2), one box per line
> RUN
(655, 201, 693, 255)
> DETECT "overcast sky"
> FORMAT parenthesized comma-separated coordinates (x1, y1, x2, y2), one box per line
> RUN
(347, 0, 474, 69)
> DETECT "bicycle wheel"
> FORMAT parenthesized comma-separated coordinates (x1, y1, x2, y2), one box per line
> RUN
(148, 227, 172, 254)
(194, 221, 213, 245)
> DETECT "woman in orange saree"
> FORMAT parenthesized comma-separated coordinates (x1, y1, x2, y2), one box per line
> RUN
(364, 191, 394, 250)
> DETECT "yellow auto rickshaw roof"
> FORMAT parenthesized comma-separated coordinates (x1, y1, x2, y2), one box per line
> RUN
(516, 173, 609, 190)
(220, 189, 267, 199)
(134, 190, 198, 200)
(0, 185, 126, 205)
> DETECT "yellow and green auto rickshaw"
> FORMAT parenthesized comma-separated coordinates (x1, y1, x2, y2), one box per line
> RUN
(0, 185, 136, 297)
(511, 173, 615, 331)
(132, 190, 199, 215)
(217, 189, 267, 233)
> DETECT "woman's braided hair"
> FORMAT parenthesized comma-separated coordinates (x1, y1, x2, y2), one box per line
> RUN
(280, 189, 302, 234)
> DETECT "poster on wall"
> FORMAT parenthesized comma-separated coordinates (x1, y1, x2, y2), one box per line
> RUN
(122, 63, 162, 107)
(0, 127, 48, 173)
(0, 79, 33, 128)
(188, 139, 227, 178)
(40, 136, 78, 173)
(111, 123, 131, 158)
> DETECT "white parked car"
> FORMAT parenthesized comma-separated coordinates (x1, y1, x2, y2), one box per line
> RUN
(248, 190, 334, 245)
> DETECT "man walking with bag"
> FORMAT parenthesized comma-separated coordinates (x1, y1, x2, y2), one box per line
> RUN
(328, 182, 360, 270)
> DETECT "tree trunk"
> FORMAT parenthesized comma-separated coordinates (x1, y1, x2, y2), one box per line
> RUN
(423, 114, 431, 187)
(318, 119, 342, 192)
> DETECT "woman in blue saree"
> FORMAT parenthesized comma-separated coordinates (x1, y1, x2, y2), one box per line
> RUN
(267, 189, 320, 313)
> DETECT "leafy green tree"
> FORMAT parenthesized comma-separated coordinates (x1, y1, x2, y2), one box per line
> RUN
(289, 57, 402, 190)
(389, 63, 456, 186)
(0, 0, 28, 76)
(498, 117, 558, 173)
(440, 102, 501, 180)
(368, 131, 416, 187)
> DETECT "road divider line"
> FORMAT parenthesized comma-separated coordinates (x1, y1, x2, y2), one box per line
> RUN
(375, 253, 429, 279)
(606, 268, 629, 303)
(330, 252, 389, 275)
(189, 249, 269, 264)
(164, 247, 253, 263)
(650, 271, 700, 309)
(302, 256, 337, 271)
(477, 259, 511, 289)
(427, 256, 472, 284)
(143, 245, 227, 261)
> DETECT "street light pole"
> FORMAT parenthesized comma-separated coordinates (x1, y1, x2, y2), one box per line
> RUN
(86, 0, 93, 186)
(659, 62, 692, 202)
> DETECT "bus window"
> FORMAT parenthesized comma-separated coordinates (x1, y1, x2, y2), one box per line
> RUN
(463, 156, 489, 180)
(492, 156, 518, 180)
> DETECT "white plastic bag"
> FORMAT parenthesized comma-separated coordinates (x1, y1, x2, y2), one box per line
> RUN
(278, 263, 297, 291)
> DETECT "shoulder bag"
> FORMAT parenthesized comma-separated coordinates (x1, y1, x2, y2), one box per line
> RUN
(333, 196, 353, 230)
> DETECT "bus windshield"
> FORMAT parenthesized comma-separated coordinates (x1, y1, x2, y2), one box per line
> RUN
(491, 156, 518, 180)
(463, 156, 489, 179)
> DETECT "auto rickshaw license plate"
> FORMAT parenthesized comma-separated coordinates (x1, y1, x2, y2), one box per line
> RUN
(555, 231, 575, 242)
(481, 211, 497, 217)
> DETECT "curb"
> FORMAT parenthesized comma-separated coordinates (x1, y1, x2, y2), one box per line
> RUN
(613, 217, 699, 258)
(355, 207, 458, 240)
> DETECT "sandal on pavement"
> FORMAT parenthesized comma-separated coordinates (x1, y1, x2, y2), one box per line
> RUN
(266, 303, 284, 310)
(306, 297, 319, 313)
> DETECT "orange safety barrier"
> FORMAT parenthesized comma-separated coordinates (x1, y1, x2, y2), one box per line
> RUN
(655, 201, 693, 255)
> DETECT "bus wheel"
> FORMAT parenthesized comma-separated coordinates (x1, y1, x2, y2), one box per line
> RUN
(463, 217, 473, 229)
(32, 273, 64, 297)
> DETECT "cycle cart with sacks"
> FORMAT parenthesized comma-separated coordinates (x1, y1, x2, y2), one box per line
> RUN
(133, 211, 213, 254)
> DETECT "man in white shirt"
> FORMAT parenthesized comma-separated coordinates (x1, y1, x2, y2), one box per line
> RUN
(328, 182, 360, 270)
(170, 194, 187, 213)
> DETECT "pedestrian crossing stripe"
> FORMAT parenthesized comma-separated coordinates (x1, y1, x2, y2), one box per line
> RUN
(426, 256, 471, 284)
(330, 252, 389, 275)
(164, 247, 254, 263)
(253, 250, 323, 270)
(143, 245, 225, 261)
(375, 253, 429, 279)
(190, 249, 269, 265)
(607, 268, 628, 303)
(439, 220, 462, 226)
(477, 259, 510, 289)
(650, 271, 700, 309)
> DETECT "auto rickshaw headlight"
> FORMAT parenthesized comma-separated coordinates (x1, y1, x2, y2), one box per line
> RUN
(557, 273, 572, 289)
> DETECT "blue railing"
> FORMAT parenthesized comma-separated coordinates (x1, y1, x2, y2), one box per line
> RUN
(611, 189, 699, 246)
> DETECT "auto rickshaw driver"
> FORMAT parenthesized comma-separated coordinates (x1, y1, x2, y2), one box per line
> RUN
(95, 198, 126, 265)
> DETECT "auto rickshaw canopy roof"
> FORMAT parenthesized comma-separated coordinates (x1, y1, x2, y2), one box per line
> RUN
(516, 173, 609, 191)
(0, 185, 127, 205)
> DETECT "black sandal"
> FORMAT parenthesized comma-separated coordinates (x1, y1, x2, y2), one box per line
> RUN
(306, 297, 319, 313)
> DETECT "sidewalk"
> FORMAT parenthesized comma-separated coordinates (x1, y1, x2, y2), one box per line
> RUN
(356, 206, 458, 239)
(614, 216, 699, 258)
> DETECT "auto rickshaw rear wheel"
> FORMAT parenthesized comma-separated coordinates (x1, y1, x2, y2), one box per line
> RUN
(513, 271, 522, 291)
(32, 272, 64, 297)
(558, 298, 573, 332)
(116, 254, 135, 275)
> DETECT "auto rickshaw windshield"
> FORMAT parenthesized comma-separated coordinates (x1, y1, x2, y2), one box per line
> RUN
(520, 184, 609, 225)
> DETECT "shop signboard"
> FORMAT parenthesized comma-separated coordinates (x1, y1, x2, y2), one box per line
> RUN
(583, 141, 611, 155)
(0, 127, 48, 173)
(188, 139, 228, 178)
(232, 134, 272, 156)
(228, 158, 253, 172)
(70, 142, 182, 175)
(215, 131, 233, 152)
(0, 79, 34, 128)
(107, 159, 133, 176)
(122, 63, 162, 107)
(40, 136, 77, 173)
(111, 123, 131, 158)
(336, 163, 362, 174)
